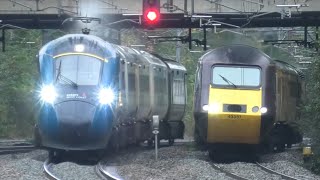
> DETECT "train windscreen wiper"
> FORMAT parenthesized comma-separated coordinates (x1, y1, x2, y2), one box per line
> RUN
(55, 61, 78, 88)
(57, 74, 78, 88)
(218, 74, 237, 88)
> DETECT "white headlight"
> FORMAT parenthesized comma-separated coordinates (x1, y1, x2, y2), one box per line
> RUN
(98, 88, 115, 105)
(202, 105, 209, 111)
(74, 44, 85, 52)
(210, 103, 220, 112)
(260, 107, 268, 114)
(40, 85, 57, 104)
(202, 103, 220, 112)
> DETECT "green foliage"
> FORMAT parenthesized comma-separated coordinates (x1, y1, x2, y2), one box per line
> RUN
(180, 49, 202, 137)
(206, 30, 260, 48)
(293, 33, 320, 173)
(0, 30, 41, 138)
(313, 155, 320, 174)
(304, 55, 320, 151)
(121, 29, 145, 47)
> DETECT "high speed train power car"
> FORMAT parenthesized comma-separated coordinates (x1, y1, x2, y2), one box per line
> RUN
(35, 34, 186, 156)
(193, 45, 303, 158)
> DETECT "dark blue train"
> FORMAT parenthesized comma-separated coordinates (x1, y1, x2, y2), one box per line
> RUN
(35, 34, 187, 156)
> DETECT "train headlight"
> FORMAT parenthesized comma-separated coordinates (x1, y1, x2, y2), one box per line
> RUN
(210, 103, 220, 112)
(74, 44, 85, 52)
(40, 85, 57, 104)
(98, 88, 115, 105)
(260, 107, 268, 114)
(202, 105, 210, 111)
(202, 103, 220, 113)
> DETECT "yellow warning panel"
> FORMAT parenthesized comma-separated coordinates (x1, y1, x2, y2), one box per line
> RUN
(206, 87, 262, 144)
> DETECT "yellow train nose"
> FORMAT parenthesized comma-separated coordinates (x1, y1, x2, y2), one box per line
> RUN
(207, 113, 261, 144)
(206, 87, 262, 144)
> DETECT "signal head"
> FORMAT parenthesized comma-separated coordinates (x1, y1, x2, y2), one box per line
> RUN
(143, 0, 160, 25)
(146, 10, 158, 22)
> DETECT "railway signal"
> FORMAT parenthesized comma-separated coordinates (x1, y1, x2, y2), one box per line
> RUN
(143, 0, 160, 25)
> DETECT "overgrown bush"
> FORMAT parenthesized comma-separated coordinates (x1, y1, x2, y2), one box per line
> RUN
(302, 55, 320, 173)
(0, 30, 41, 138)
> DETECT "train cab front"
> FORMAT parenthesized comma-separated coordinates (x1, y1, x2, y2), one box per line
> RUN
(205, 65, 266, 147)
(37, 36, 118, 150)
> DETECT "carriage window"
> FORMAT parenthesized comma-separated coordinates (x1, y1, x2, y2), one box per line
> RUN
(55, 55, 102, 86)
(173, 78, 185, 104)
(212, 66, 260, 88)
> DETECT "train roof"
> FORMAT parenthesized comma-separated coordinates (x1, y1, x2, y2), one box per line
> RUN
(39, 34, 117, 60)
(200, 45, 272, 65)
(138, 51, 167, 68)
(200, 45, 302, 75)
(151, 53, 187, 72)
(273, 60, 305, 79)
(41, 34, 106, 51)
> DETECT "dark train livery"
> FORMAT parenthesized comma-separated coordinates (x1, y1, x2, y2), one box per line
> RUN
(194, 45, 303, 157)
(35, 34, 186, 153)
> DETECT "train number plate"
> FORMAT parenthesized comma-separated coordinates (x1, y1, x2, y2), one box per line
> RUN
(227, 115, 242, 119)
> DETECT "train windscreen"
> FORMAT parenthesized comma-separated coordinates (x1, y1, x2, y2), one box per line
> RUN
(54, 55, 102, 86)
(212, 66, 260, 88)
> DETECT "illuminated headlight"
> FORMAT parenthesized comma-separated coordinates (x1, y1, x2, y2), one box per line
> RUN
(260, 107, 268, 114)
(202, 105, 209, 111)
(74, 44, 85, 52)
(202, 103, 220, 112)
(98, 88, 115, 105)
(40, 85, 57, 104)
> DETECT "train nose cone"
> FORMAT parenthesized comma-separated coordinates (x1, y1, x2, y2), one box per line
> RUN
(59, 121, 91, 144)
(55, 101, 96, 146)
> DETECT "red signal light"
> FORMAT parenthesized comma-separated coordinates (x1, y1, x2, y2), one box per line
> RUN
(143, 0, 160, 25)
(146, 10, 158, 21)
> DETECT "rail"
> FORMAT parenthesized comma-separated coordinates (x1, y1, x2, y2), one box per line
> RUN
(43, 159, 60, 180)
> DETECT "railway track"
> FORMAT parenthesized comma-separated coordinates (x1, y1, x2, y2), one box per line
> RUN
(43, 159, 60, 180)
(211, 161, 305, 180)
(44, 158, 121, 180)
(95, 161, 121, 180)
(0, 145, 35, 155)
(211, 163, 250, 180)
(39, 142, 304, 180)
(255, 162, 301, 180)
(0, 139, 33, 144)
